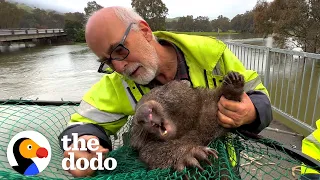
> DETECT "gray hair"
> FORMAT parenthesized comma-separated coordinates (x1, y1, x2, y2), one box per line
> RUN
(112, 6, 143, 30)
(112, 6, 157, 40)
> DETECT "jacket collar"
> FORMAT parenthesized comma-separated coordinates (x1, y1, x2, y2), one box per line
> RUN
(153, 31, 226, 71)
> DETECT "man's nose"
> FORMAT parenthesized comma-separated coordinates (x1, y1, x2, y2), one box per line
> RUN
(112, 60, 128, 73)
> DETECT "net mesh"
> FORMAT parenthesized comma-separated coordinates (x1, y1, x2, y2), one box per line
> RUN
(0, 100, 319, 180)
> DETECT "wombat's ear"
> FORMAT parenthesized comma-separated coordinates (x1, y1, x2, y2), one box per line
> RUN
(180, 80, 191, 87)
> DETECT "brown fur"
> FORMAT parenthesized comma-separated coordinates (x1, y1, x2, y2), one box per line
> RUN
(129, 71, 245, 171)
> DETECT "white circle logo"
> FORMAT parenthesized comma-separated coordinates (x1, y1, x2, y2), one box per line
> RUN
(7, 131, 51, 176)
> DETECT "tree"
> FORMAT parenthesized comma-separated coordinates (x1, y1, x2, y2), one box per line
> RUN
(131, 0, 168, 31)
(211, 15, 230, 32)
(253, 0, 320, 53)
(230, 11, 254, 33)
(84, 1, 103, 19)
(64, 12, 86, 42)
(252, 0, 274, 36)
(47, 11, 65, 28)
(176, 15, 194, 32)
(165, 19, 178, 31)
(65, 12, 85, 25)
(0, 0, 25, 28)
(194, 16, 211, 32)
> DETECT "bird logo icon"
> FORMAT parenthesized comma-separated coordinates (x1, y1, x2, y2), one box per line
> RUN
(7, 131, 51, 176)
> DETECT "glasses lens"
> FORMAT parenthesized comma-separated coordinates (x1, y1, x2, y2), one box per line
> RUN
(111, 45, 129, 60)
(98, 62, 114, 74)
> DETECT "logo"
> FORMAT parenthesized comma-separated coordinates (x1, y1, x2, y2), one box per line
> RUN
(7, 131, 51, 176)
(61, 133, 117, 171)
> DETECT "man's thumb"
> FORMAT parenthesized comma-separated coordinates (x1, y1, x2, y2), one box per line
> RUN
(96, 145, 109, 153)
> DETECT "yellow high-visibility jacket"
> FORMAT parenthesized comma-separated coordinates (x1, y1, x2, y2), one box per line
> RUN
(58, 31, 273, 167)
(301, 119, 320, 178)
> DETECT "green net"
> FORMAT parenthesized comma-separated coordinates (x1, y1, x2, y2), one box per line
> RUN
(0, 100, 319, 180)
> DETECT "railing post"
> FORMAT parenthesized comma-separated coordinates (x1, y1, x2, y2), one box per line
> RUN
(264, 47, 271, 90)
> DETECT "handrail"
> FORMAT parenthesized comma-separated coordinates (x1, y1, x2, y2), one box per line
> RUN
(0, 28, 65, 36)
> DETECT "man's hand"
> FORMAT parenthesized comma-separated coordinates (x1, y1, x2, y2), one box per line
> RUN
(217, 92, 256, 128)
(63, 135, 109, 177)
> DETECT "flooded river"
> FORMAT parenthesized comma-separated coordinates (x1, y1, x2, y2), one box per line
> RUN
(0, 43, 103, 101)
(0, 34, 272, 101)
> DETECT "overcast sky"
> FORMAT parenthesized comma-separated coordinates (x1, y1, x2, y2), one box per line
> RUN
(9, 0, 273, 20)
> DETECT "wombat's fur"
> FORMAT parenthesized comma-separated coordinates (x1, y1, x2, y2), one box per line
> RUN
(129, 71, 245, 172)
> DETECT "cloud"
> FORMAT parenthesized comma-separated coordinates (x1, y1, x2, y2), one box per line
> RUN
(9, 0, 272, 19)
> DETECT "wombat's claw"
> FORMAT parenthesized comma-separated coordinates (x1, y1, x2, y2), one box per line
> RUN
(205, 147, 219, 159)
(175, 146, 217, 172)
(223, 71, 245, 87)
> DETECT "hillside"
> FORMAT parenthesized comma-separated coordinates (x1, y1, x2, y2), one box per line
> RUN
(15, 3, 34, 13)
(7, 0, 58, 13)
(166, 17, 180, 22)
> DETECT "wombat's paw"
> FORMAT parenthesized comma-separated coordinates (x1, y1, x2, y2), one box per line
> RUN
(174, 146, 218, 172)
(223, 71, 245, 88)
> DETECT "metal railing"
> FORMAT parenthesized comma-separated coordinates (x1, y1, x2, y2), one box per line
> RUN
(0, 29, 65, 36)
(225, 42, 320, 135)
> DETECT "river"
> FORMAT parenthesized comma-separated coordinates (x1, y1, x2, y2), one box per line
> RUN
(0, 43, 103, 101)
(0, 34, 275, 101)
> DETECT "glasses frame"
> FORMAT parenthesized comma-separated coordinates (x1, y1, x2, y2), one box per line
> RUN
(98, 22, 136, 73)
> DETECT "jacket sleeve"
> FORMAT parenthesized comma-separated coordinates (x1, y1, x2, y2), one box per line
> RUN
(240, 90, 273, 133)
(58, 123, 113, 151)
(221, 46, 273, 133)
(58, 73, 136, 151)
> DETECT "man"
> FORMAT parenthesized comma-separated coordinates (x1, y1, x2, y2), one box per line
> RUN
(301, 119, 320, 180)
(58, 6, 273, 177)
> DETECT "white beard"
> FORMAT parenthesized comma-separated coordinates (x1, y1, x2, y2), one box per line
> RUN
(123, 43, 159, 85)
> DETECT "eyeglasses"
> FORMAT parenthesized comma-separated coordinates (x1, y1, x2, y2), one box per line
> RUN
(98, 22, 136, 74)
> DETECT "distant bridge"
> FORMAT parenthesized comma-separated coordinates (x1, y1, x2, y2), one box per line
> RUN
(0, 28, 67, 47)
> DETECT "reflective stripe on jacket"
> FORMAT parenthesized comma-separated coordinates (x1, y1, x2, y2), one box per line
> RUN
(301, 119, 320, 175)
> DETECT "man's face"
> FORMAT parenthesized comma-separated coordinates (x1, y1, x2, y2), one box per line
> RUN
(119, 24, 160, 85)
(87, 19, 160, 85)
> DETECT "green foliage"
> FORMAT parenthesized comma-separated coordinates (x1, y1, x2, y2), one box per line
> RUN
(253, 0, 320, 53)
(230, 11, 254, 33)
(211, 15, 230, 32)
(0, 0, 25, 28)
(165, 17, 180, 22)
(175, 15, 195, 32)
(63, 12, 86, 42)
(64, 20, 83, 42)
(165, 12, 254, 33)
(0, 0, 65, 29)
(0, 0, 103, 43)
(84, 1, 103, 19)
(131, 0, 168, 31)
(15, 3, 34, 13)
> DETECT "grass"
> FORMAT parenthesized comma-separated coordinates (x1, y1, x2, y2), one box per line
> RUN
(169, 31, 239, 36)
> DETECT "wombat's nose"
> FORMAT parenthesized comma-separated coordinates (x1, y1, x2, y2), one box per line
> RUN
(136, 104, 153, 123)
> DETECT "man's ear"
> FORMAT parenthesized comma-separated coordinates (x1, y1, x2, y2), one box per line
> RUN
(138, 20, 153, 42)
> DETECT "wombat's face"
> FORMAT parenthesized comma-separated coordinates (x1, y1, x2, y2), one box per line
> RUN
(133, 100, 177, 141)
